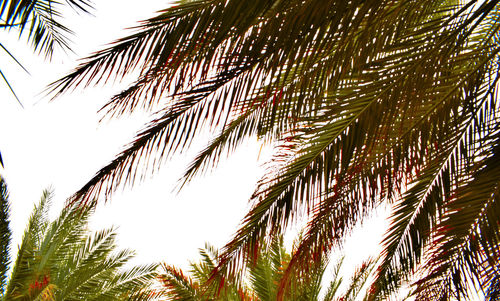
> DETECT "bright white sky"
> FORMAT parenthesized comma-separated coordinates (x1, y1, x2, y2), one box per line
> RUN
(0, 0, 388, 286)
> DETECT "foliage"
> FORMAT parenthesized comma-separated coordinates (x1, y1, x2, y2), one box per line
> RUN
(0, 0, 93, 167)
(0, 0, 92, 99)
(0, 176, 161, 300)
(160, 236, 376, 301)
(49, 0, 500, 299)
(0, 0, 92, 56)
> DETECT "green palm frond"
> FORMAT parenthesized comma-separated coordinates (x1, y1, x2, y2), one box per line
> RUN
(342, 259, 374, 301)
(247, 235, 287, 301)
(0, 183, 159, 300)
(105, 264, 163, 301)
(3, 188, 51, 300)
(190, 243, 218, 284)
(162, 264, 204, 300)
(322, 257, 380, 301)
(161, 236, 379, 301)
(56, 227, 119, 299)
(161, 242, 245, 300)
(194, 243, 243, 299)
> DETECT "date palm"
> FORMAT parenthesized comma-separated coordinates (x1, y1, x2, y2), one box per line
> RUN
(0, 177, 161, 300)
(50, 0, 500, 299)
(161, 236, 376, 301)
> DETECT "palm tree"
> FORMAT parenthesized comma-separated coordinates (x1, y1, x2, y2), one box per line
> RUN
(49, 0, 500, 299)
(161, 236, 377, 301)
(0, 176, 162, 300)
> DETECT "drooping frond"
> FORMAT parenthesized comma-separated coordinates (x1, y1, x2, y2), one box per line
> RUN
(371, 68, 500, 299)
(48, 0, 500, 298)
(412, 128, 500, 300)
(0, 0, 93, 58)
(0, 0, 92, 111)
(215, 2, 500, 293)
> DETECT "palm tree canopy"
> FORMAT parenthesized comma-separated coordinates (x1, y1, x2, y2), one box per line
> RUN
(0, 177, 161, 300)
(161, 236, 376, 301)
(50, 0, 500, 299)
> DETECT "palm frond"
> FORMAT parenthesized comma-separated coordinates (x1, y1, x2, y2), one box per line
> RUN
(413, 127, 500, 300)
(321, 257, 344, 301)
(371, 68, 500, 297)
(0, 0, 93, 58)
(93, 263, 160, 300)
(3, 188, 51, 299)
(1, 190, 159, 300)
(161, 264, 203, 300)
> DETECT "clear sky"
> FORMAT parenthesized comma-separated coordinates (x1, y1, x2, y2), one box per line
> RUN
(0, 0, 387, 285)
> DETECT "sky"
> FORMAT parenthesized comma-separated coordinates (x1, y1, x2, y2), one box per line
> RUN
(0, 0, 388, 287)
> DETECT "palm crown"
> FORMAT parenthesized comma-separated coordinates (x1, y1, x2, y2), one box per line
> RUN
(49, 0, 500, 299)
(0, 177, 161, 300)
(161, 236, 377, 301)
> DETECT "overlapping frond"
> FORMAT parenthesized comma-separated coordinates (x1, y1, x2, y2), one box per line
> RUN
(371, 66, 500, 299)
(161, 243, 245, 300)
(214, 1, 500, 293)
(51, 0, 422, 203)
(161, 264, 206, 300)
(161, 235, 380, 301)
(48, 0, 500, 298)
(413, 127, 500, 300)
(368, 3, 500, 298)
